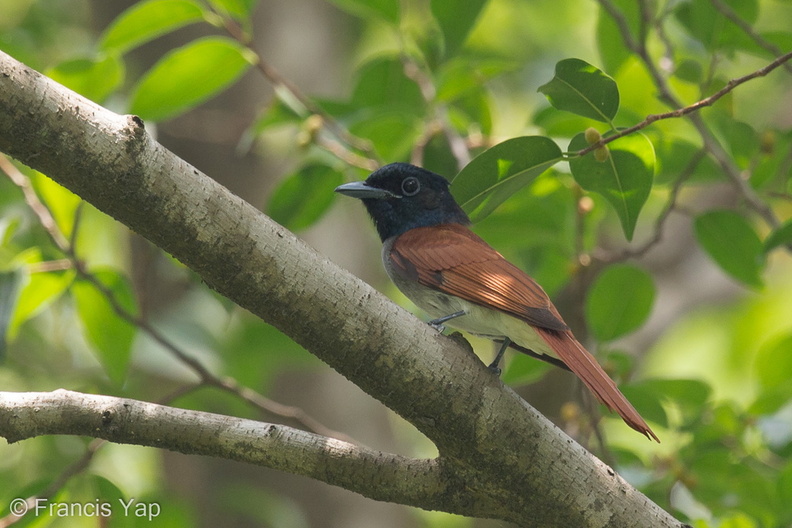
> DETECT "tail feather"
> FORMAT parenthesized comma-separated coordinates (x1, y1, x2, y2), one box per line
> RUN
(536, 328, 659, 442)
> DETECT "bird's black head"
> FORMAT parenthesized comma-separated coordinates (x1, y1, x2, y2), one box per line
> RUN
(335, 163, 470, 241)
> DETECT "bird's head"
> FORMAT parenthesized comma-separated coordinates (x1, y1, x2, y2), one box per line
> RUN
(335, 163, 470, 241)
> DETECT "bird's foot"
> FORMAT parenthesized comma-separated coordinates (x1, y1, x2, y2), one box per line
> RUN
(487, 338, 511, 376)
(429, 321, 446, 333)
(427, 310, 466, 334)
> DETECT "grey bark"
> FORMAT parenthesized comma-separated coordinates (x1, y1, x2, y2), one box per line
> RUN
(0, 50, 684, 527)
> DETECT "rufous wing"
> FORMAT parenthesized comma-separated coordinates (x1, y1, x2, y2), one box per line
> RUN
(389, 223, 568, 331)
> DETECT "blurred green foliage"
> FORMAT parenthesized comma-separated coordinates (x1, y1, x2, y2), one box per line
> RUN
(1, 0, 792, 526)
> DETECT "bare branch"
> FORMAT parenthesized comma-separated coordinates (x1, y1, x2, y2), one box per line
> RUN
(0, 385, 198, 527)
(0, 391, 443, 509)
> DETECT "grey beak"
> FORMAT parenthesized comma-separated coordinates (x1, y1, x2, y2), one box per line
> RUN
(334, 181, 398, 199)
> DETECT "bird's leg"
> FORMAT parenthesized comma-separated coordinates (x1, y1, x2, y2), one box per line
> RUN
(488, 337, 511, 375)
(428, 310, 466, 332)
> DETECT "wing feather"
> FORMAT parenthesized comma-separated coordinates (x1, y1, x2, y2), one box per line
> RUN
(390, 224, 568, 331)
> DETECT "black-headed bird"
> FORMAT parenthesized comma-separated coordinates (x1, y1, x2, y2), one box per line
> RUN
(336, 162, 658, 442)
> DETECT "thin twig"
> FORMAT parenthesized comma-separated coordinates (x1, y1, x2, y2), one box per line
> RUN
(401, 54, 472, 170)
(598, 0, 642, 54)
(652, 1, 676, 71)
(410, 120, 444, 167)
(216, 10, 381, 167)
(574, 50, 792, 158)
(593, 0, 789, 230)
(708, 0, 792, 75)
(0, 156, 68, 250)
(316, 135, 379, 171)
(0, 439, 105, 528)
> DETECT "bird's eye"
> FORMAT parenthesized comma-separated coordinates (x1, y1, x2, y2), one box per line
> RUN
(401, 177, 420, 196)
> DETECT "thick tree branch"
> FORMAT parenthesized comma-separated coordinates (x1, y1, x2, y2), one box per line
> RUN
(0, 390, 443, 509)
(0, 50, 683, 527)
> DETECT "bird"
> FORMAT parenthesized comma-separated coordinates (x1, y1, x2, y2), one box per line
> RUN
(335, 162, 659, 442)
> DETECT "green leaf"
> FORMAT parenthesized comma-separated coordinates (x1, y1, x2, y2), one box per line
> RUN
(753, 131, 792, 190)
(779, 463, 792, 516)
(130, 36, 255, 122)
(653, 138, 721, 185)
(538, 58, 619, 123)
(619, 383, 668, 428)
(351, 57, 424, 111)
(762, 31, 792, 56)
(420, 134, 462, 179)
(46, 55, 124, 103)
(430, 0, 487, 58)
(252, 98, 304, 130)
(451, 136, 563, 223)
(568, 132, 654, 240)
(673, 59, 704, 84)
(207, 0, 258, 19)
(349, 111, 421, 161)
(325, 0, 399, 22)
(675, 0, 759, 53)
(502, 353, 551, 386)
(765, 219, 792, 252)
(437, 58, 517, 102)
(9, 270, 74, 339)
(586, 264, 655, 341)
(446, 90, 494, 137)
(634, 378, 712, 427)
(32, 172, 82, 240)
(72, 269, 137, 384)
(237, 98, 304, 153)
(710, 113, 760, 170)
(596, 0, 641, 74)
(0, 270, 23, 359)
(755, 333, 792, 392)
(694, 210, 765, 288)
(533, 105, 601, 138)
(266, 164, 344, 231)
(100, 0, 207, 54)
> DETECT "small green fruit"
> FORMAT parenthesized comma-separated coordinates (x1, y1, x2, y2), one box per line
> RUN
(594, 146, 610, 162)
(584, 127, 601, 145)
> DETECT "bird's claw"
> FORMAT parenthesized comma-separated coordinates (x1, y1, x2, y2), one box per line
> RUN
(427, 311, 465, 334)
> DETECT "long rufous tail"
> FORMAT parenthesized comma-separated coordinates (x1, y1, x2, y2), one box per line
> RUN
(536, 328, 659, 442)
